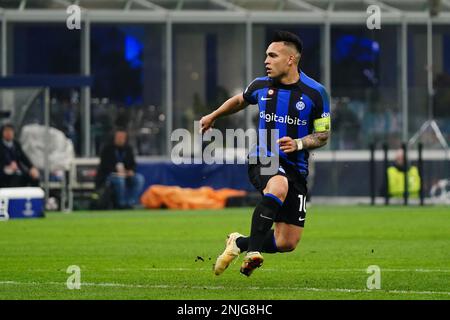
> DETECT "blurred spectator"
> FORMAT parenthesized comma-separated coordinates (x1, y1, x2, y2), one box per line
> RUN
(0, 124, 40, 188)
(331, 98, 361, 149)
(95, 128, 145, 209)
(386, 148, 421, 198)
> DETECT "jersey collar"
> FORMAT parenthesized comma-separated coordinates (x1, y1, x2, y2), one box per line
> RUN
(270, 72, 302, 90)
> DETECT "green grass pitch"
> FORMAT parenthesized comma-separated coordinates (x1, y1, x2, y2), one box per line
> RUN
(0, 205, 449, 300)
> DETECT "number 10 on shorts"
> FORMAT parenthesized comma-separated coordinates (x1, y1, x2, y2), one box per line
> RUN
(298, 194, 306, 213)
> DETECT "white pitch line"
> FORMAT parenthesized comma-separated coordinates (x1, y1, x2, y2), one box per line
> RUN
(335, 268, 450, 273)
(0, 281, 449, 296)
(106, 267, 450, 273)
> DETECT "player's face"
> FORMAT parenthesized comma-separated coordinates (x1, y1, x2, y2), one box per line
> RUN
(265, 42, 296, 79)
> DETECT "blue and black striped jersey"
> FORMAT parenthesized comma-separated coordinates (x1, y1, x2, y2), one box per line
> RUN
(243, 71, 331, 177)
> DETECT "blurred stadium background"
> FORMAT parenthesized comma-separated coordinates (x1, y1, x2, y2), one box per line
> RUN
(1, 0, 450, 209)
(0, 0, 449, 300)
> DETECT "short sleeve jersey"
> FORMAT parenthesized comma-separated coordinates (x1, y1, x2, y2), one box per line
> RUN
(243, 71, 331, 176)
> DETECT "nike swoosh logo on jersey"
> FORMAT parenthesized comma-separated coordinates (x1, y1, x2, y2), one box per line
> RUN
(261, 97, 272, 101)
(299, 217, 306, 222)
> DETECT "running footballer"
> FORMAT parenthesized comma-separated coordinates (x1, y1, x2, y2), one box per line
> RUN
(200, 30, 331, 277)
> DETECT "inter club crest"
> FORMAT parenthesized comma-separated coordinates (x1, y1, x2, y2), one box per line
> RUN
(296, 101, 306, 111)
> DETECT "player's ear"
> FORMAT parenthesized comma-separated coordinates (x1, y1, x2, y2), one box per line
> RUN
(288, 55, 294, 66)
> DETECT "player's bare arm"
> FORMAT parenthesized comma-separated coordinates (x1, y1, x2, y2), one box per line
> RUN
(298, 131, 330, 150)
(277, 131, 330, 153)
(200, 94, 249, 134)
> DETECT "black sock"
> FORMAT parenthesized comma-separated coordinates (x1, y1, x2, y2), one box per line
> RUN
(236, 230, 279, 253)
(248, 194, 282, 252)
(236, 236, 249, 252)
(261, 229, 279, 253)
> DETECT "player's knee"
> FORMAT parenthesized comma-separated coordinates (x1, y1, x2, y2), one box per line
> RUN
(277, 185, 289, 202)
(270, 189, 288, 203)
(264, 177, 288, 202)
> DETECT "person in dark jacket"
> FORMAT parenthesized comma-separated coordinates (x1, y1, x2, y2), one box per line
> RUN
(0, 123, 40, 188)
(95, 128, 145, 209)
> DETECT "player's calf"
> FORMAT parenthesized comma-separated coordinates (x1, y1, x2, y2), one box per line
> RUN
(273, 232, 301, 252)
(273, 223, 303, 252)
(275, 239, 299, 252)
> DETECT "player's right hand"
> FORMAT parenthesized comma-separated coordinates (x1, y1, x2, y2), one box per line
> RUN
(199, 114, 215, 134)
(277, 136, 298, 153)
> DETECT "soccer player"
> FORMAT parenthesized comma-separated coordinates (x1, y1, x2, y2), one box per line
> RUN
(200, 31, 331, 277)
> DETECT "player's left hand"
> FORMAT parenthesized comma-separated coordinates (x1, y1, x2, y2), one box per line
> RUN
(199, 114, 216, 134)
(277, 136, 297, 153)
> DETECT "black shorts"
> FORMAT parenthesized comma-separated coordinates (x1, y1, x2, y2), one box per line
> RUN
(248, 158, 308, 227)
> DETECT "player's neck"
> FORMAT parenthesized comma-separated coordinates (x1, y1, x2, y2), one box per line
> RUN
(278, 70, 300, 85)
